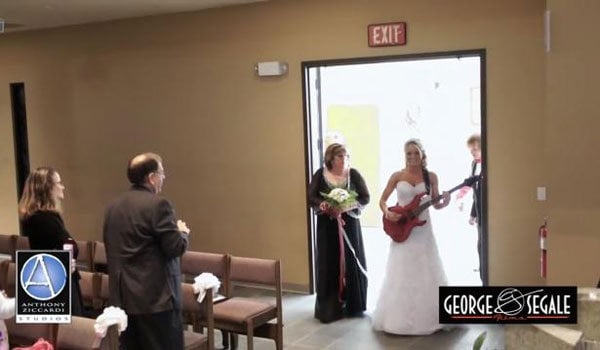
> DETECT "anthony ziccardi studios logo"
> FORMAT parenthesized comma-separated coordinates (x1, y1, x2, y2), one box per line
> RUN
(440, 286, 577, 324)
(16, 251, 71, 323)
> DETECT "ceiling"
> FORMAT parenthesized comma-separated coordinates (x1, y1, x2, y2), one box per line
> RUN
(0, 0, 267, 33)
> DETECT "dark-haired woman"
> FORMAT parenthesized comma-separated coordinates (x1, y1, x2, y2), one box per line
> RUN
(18, 167, 84, 316)
(308, 143, 370, 323)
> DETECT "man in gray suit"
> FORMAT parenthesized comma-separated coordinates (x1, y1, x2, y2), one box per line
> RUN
(103, 152, 190, 349)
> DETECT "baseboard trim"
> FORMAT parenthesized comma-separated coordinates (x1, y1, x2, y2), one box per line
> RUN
(232, 281, 311, 294)
(282, 282, 310, 294)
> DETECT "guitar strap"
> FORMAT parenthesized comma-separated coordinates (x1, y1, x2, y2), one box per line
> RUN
(422, 167, 431, 195)
(342, 228, 368, 277)
(346, 169, 366, 277)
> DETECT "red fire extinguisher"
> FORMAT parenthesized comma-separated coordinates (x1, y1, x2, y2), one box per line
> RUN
(539, 219, 548, 278)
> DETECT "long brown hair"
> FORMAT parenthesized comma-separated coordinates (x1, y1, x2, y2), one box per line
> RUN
(18, 166, 61, 219)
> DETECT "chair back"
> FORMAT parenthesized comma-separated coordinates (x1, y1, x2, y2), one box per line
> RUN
(214, 256, 283, 350)
(93, 241, 107, 273)
(12, 235, 30, 261)
(55, 315, 118, 349)
(79, 270, 101, 311)
(230, 256, 282, 315)
(5, 317, 55, 348)
(55, 316, 97, 348)
(229, 256, 280, 287)
(0, 235, 15, 257)
(76, 240, 94, 271)
(0, 260, 10, 292)
(181, 251, 230, 296)
(4, 262, 16, 298)
(97, 273, 110, 309)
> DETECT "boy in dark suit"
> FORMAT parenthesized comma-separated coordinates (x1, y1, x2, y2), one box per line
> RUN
(466, 135, 483, 283)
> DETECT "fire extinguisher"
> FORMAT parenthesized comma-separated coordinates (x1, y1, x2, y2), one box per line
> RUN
(539, 219, 548, 278)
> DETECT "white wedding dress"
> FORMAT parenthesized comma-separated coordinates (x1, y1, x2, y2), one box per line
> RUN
(372, 181, 448, 335)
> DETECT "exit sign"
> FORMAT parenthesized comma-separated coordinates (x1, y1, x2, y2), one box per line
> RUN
(368, 22, 406, 47)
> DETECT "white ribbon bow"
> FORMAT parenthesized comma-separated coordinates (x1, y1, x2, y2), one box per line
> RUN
(94, 306, 128, 338)
(192, 273, 221, 303)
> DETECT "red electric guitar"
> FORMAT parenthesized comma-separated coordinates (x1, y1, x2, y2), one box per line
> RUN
(383, 175, 480, 243)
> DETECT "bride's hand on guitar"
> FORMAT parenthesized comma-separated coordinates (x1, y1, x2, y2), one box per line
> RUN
(385, 210, 402, 222)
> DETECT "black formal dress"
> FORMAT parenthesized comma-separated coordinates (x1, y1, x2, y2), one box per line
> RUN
(308, 167, 370, 323)
(21, 210, 84, 316)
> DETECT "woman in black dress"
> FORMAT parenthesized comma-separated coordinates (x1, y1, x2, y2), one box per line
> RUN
(308, 143, 370, 323)
(18, 166, 84, 316)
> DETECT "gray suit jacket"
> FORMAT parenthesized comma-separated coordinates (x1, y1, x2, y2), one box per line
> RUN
(103, 185, 188, 314)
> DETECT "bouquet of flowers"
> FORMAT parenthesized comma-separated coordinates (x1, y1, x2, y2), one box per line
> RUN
(320, 188, 359, 214)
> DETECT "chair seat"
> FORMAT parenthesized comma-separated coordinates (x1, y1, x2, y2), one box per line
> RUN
(213, 297, 276, 324)
(183, 330, 207, 350)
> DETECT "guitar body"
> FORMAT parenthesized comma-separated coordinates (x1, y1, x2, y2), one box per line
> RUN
(382, 192, 428, 243)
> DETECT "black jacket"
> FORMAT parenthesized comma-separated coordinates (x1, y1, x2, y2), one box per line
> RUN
(103, 185, 188, 314)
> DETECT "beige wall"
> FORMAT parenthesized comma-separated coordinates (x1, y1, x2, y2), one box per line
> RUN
(1, 0, 594, 289)
(545, 0, 600, 286)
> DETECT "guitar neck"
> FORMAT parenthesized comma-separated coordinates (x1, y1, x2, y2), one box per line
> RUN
(412, 181, 473, 217)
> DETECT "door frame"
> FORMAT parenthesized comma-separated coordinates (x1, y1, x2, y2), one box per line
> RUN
(301, 49, 488, 293)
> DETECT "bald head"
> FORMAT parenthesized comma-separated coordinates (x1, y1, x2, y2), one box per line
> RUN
(127, 152, 163, 185)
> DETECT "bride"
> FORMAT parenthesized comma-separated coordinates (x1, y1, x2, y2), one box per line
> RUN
(372, 139, 450, 335)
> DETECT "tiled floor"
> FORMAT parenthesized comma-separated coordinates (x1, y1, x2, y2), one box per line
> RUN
(216, 288, 505, 350)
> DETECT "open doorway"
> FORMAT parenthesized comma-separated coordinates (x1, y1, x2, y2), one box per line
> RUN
(303, 50, 487, 307)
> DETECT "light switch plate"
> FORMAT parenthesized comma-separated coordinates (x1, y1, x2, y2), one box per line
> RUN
(537, 187, 546, 201)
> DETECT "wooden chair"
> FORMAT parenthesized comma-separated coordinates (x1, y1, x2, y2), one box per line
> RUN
(5, 317, 55, 348)
(76, 240, 94, 271)
(79, 270, 102, 317)
(93, 241, 107, 273)
(181, 251, 230, 295)
(212, 256, 283, 350)
(55, 315, 120, 349)
(0, 261, 56, 347)
(96, 273, 110, 312)
(182, 283, 215, 350)
(181, 251, 230, 347)
(12, 235, 30, 261)
(0, 235, 15, 261)
(96, 272, 213, 349)
(0, 260, 10, 292)
(3, 261, 16, 298)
